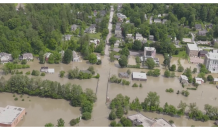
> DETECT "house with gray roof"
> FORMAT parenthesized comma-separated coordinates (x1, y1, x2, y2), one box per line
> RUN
(95, 18, 102, 23)
(198, 30, 207, 36)
(21, 53, 33, 61)
(195, 24, 202, 30)
(100, 10, 106, 17)
(119, 72, 129, 78)
(115, 24, 122, 37)
(71, 24, 78, 31)
(149, 35, 154, 40)
(85, 24, 96, 33)
(162, 19, 167, 24)
(0, 52, 13, 64)
(135, 33, 143, 41)
(64, 35, 72, 41)
(154, 19, 162, 23)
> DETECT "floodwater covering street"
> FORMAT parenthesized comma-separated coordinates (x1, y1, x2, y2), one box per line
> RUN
(0, 6, 217, 127)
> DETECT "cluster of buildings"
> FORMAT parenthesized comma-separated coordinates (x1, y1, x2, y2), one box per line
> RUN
(127, 113, 175, 127)
(140, 47, 159, 66)
(180, 75, 204, 86)
(0, 105, 26, 127)
(0, 52, 33, 64)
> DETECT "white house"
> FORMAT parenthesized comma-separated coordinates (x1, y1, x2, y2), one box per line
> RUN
(204, 51, 218, 73)
(72, 51, 80, 62)
(97, 54, 101, 61)
(48, 68, 55, 73)
(195, 78, 204, 84)
(90, 39, 100, 47)
(132, 72, 147, 81)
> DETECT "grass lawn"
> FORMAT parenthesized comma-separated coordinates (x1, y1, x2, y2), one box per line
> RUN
(172, 51, 186, 58)
(88, 33, 101, 39)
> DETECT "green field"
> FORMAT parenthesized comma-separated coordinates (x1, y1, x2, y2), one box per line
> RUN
(88, 33, 101, 39)
(173, 51, 187, 58)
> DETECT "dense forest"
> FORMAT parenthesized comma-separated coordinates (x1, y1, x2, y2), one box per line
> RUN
(0, 3, 110, 55)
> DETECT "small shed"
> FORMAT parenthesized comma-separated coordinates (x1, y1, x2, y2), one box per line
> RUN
(48, 68, 55, 73)
(214, 78, 218, 85)
(132, 72, 147, 81)
(195, 78, 204, 84)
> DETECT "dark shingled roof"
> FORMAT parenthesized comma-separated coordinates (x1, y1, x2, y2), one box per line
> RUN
(199, 50, 208, 55)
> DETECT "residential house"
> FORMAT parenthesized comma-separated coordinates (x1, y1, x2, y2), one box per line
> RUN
(21, 53, 33, 61)
(80, 70, 92, 74)
(100, 10, 106, 17)
(196, 41, 211, 45)
(126, 34, 134, 40)
(114, 55, 121, 60)
(93, 10, 97, 17)
(44, 52, 52, 61)
(40, 67, 48, 72)
(149, 35, 154, 40)
(213, 49, 218, 53)
(97, 54, 101, 61)
(198, 30, 207, 36)
(195, 24, 202, 30)
(162, 19, 167, 24)
(90, 39, 100, 47)
(144, 47, 156, 58)
(117, 13, 127, 22)
(135, 33, 143, 41)
(0, 52, 13, 64)
(180, 75, 189, 85)
(115, 25, 122, 38)
(142, 38, 147, 44)
(72, 51, 80, 62)
(206, 24, 213, 29)
(204, 51, 218, 73)
(113, 48, 121, 53)
(127, 113, 175, 127)
(114, 40, 120, 48)
(213, 78, 218, 85)
(157, 14, 161, 17)
(132, 72, 147, 81)
(48, 68, 55, 73)
(71, 24, 78, 31)
(198, 50, 208, 57)
(186, 44, 199, 57)
(125, 20, 130, 23)
(162, 13, 168, 17)
(195, 78, 204, 84)
(85, 24, 96, 33)
(118, 72, 129, 78)
(64, 35, 72, 41)
(153, 19, 162, 23)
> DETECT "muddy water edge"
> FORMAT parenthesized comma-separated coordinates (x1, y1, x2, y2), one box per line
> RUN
(0, 54, 217, 127)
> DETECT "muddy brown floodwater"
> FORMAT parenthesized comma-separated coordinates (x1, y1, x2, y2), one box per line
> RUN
(0, 7, 218, 127)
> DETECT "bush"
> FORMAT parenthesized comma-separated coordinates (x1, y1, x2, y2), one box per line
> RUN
(207, 75, 214, 81)
(122, 79, 130, 85)
(70, 118, 80, 126)
(14, 97, 18, 101)
(181, 90, 190, 97)
(87, 66, 95, 75)
(127, 63, 140, 68)
(60, 71, 65, 78)
(21, 59, 27, 64)
(135, 56, 141, 63)
(31, 70, 40, 76)
(110, 121, 117, 127)
(22, 99, 24, 101)
(82, 112, 91, 120)
(41, 72, 45, 76)
(132, 83, 138, 87)
(100, 51, 105, 56)
(127, 69, 131, 75)
(94, 73, 100, 79)
(166, 88, 174, 93)
(109, 111, 117, 120)
(139, 83, 142, 87)
(110, 75, 122, 83)
(96, 60, 102, 65)
(178, 65, 184, 72)
(164, 70, 170, 77)
(25, 71, 30, 75)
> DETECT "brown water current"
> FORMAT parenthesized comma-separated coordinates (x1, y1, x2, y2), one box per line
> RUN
(0, 6, 218, 127)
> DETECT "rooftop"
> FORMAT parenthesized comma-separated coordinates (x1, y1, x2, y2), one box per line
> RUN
(0, 105, 25, 125)
(183, 38, 192, 43)
(206, 52, 218, 60)
(187, 44, 199, 51)
(144, 47, 156, 51)
(132, 72, 147, 79)
(180, 75, 188, 81)
(214, 78, 218, 82)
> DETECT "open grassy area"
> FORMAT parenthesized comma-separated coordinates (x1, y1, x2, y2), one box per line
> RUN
(88, 33, 101, 39)
(172, 51, 186, 58)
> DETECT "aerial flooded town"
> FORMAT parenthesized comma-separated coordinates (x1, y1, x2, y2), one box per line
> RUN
(0, 3, 218, 127)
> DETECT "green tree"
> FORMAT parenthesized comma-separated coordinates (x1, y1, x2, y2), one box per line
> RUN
(164, 70, 170, 78)
(153, 69, 160, 77)
(70, 118, 80, 126)
(89, 53, 97, 64)
(12, 50, 20, 59)
(110, 121, 117, 127)
(48, 54, 54, 64)
(133, 40, 142, 51)
(57, 118, 65, 127)
(63, 49, 72, 64)
(142, 92, 160, 111)
(119, 55, 128, 68)
(170, 64, 176, 71)
(120, 47, 130, 56)
(192, 68, 197, 73)
(120, 117, 132, 127)
(39, 51, 45, 64)
(146, 58, 155, 69)
(109, 110, 117, 120)
(81, 100, 93, 113)
(207, 75, 214, 81)
(21, 60, 27, 65)
(178, 65, 184, 72)
(109, 36, 117, 45)
(45, 123, 54, 127)
(116, 105, 124, 118)
(82, 112, 91, 120)
(127, 69, 131, 75)
(60, 71, 65, 78)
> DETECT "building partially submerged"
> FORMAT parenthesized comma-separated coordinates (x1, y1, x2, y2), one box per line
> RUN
(180, 75, 189, 85)
(0, 105, 26, 127)
(0, 52, 13, 64)
(186, 44, 199, 57)
(20, 53, 33, 61)
(195, 78, 204, 84)
(118, 72, 129, 78)
(127, 113, 175, 127)
(204, 51, 218, 73)
(40, 67, 54, 73)
(213, 78, 218, 85)
(72, 51, 80, 62)
(132, 72, 147, 81)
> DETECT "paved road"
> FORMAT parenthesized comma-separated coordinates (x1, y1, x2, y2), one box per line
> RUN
(104, 6, 114, 56)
